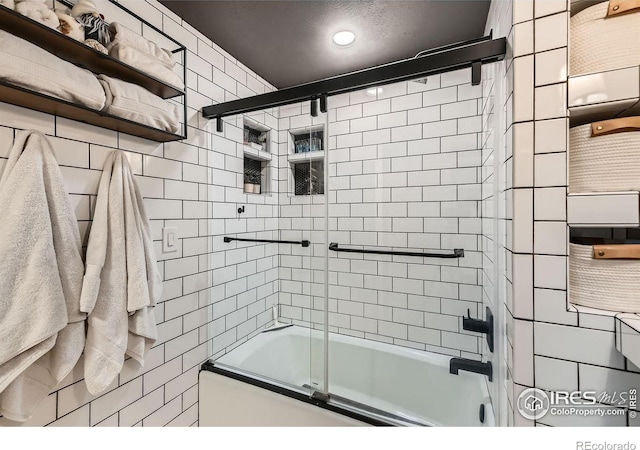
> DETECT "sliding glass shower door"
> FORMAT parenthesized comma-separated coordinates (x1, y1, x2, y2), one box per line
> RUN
(278, 101, 329, 398)
(323, 73, 492, 425)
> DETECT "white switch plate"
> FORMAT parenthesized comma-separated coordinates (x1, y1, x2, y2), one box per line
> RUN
(162, 227, 178, 253)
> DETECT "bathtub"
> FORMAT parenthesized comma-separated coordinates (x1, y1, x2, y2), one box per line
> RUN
(212, 326, 494, 426)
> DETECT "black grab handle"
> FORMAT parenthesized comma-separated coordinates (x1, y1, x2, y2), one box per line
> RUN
(224, 237, 310, 247)
(328, 243, 463, 259)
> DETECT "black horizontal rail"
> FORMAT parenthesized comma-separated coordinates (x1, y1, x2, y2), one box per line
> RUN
(202, 36, 506, 120)
(224, 237, 310, 247)
(329, 243, 464, 259)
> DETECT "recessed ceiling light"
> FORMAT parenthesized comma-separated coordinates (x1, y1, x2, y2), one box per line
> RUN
(332, 31, 355, 46)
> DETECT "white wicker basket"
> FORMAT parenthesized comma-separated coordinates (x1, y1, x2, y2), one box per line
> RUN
(571, 0, 640, 76)
(570, 242, 640, 312)
(569, 117, 640, 193)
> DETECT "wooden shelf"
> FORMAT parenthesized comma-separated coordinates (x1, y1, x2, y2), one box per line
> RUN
(0, 5, 184, 99)
(0, 80, 185, 142)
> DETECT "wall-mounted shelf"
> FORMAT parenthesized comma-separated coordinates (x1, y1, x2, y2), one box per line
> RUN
(288, 150, 325, 163)
(568, 66, 640, 127)
(0, 79, 184, 143)
(616, 313, 640, 368)
(0, 5, 185, 99)
(0, 3, 187, 142)
(567, 191, 640, 227)
(243, 145, 272, 162)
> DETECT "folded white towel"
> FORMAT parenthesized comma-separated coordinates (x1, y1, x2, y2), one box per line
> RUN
(0, 30, 106, 111)
(0, 131, 85, 422)
(15, 2, 59, 29)
(81, 151, 161, 395)
(108, 22, 176, 70)
(109, 43, 184, 91)
(0, 0, 15, 10)
(98, 74, 180, 134)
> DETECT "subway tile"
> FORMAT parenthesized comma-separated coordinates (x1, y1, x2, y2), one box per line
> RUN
(534, 152, 566, 187)
(90, 378, 143, 426)
(142, 396, 182, 427)
(441, 134, 477, 153)
(143, 357, 183, 396)
(513, 55, 534, 122)
(512, 20, 534, 57)
(391, 93, 422, 112)
(48, 404, 89, 427)
(378, 321, 408, 340)
(534, 221, 567, 255)
(535, 48, 567, 86)
(408, 326, 440, 345)
(119, 388, 164, 427)
(534, 322, 624, 369)
(362, 99, 391, 117)
(378, 111, 408, 129)
(0, 102, 54, 134)
(534, 12, 568, 53)
(535, 118, 567, 154)
(535, 356, 578, 392)
(535, 83, 567, 120)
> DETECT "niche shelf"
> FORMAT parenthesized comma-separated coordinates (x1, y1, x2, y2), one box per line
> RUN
(567, 191, 640, 227)
(242, 118, 272, 195)
(568, 65, 640, 127)
(0, 4, 187, 142)
(287, 125, 324, 196)
(615, 314, 640, 368)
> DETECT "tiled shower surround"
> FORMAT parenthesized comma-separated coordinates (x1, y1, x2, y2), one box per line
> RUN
(277, 75, 487, 358)
(0, 0, 278, 426)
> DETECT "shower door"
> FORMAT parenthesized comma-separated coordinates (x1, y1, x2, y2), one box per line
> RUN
(211, 102, 328, 400)
(277, 101, 328, 398)
(323, 73, 494, 426)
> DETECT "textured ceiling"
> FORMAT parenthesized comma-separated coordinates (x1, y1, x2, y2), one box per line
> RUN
(161, 0, 491, 89)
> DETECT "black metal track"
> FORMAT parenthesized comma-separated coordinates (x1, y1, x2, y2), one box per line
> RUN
(202, 35, 506, 120)
(329, 243, 464, 259)
(224, 236, 310, 247)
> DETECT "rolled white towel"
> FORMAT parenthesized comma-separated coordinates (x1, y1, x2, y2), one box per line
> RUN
(108, 22, 175, 70)
(98, 74, 180, 133)
(0, 0, 15, 10)
(109, 43, 184, 90)
(15, 2, 59, 29)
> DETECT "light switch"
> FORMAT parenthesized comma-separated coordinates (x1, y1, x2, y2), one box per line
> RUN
(162, 227, 178, 253)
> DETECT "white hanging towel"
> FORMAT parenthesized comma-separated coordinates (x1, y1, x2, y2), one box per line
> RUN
(81, 151, 161, 396)
(0, 130, 85, 422)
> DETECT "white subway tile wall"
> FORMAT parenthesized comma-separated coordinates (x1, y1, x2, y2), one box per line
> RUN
(0, 0, 277, 427)
(277, 75, 485, 358)
(488, 0, 640, 427)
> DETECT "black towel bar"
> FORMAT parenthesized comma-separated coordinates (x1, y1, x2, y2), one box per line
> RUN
(224, 237, 310, 247)
(328, 243, 463, 258)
